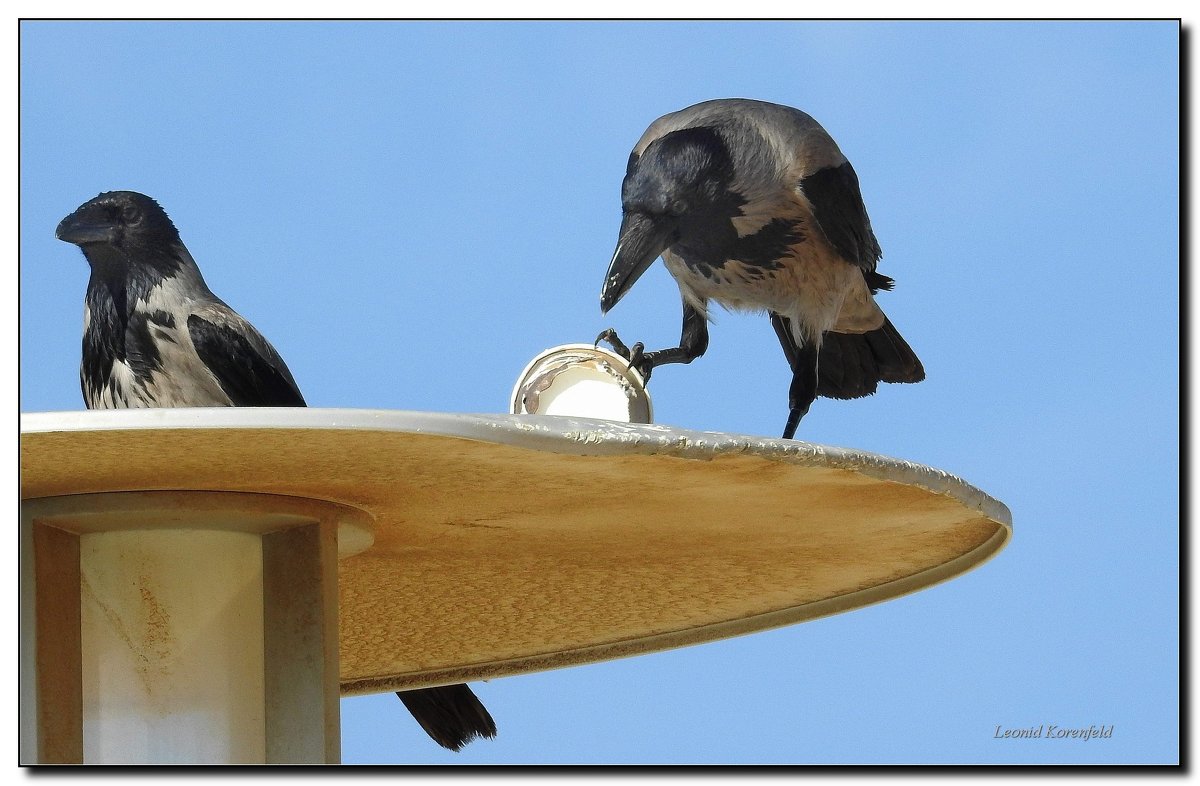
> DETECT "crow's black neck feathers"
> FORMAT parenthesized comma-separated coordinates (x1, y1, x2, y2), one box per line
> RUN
(626, 125, 805, 275)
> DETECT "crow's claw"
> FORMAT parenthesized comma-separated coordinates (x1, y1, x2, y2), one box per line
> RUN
(596, 329, 653, 383)
(626, 342, 652, 382)
(595, 328, 631, 360)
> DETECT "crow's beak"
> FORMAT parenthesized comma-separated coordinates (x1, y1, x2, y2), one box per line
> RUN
(600, 211, 676, 314)
(55, 212, 115, 246)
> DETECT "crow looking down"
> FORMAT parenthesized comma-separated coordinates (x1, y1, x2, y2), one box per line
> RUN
(598, 99, 924, 438)
(56, 189, 497, 752)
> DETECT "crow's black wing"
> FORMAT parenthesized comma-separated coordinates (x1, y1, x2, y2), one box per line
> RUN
(799, 161, 882, 271)
(187, 304, 305, 407)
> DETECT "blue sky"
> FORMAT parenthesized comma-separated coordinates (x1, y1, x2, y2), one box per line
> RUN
(18, 20, 1179, 765)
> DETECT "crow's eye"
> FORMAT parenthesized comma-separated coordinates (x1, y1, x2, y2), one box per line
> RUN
(122, 204, 141, 224)
(667, 199, 687, 217)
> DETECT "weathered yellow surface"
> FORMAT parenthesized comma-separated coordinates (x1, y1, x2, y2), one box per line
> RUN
(20, 409, 1011, 696)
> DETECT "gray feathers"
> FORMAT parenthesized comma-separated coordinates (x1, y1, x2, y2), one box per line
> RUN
(61, 191, 301, 410)
(610, 98, 890, 340)
(58, 189, 494, 752)
(599, 99, 924, 437)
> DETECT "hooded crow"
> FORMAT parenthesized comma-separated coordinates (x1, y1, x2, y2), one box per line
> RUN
(57, 189, 497, 752)
(598, 99, 924, 438)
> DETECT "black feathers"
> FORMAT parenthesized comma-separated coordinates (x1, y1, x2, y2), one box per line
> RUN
(730, 217, 805, 270)
(864, 270, 895, 294)
(799, 161, 882, 271)
(395, 685, 498, 752)
(59, 191, 299, 409)
(187, 314, 305, 407)
(58, 189, 497, 752)
(125, 309, 166, 382)
(631, 126, 737, 202)
(80, 283, 123, 403)
(621, 126, 749, 277)
(598, 99, 924, 437)
(57, 191, 186, 286)
(819, 318, 926, 400)
(146, 310, 177, 330)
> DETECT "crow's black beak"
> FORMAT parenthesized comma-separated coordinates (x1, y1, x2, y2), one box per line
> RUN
(55, 212, 115, 246)
(600, 211, 676, 314)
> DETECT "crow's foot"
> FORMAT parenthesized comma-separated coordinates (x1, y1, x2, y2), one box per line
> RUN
(595, 328, 631, 358)
(595, 329, 652, 382)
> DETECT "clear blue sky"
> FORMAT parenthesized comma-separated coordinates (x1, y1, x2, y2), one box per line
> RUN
(18, 21, 1179, 765)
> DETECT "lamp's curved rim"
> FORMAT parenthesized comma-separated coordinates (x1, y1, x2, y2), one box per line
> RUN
(21, 408, 1012, 693)
(20, 407, 1012, 529)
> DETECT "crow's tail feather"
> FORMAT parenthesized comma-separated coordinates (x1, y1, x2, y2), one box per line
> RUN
(817, 317, 925, 400)
(396, 684, 497, 752)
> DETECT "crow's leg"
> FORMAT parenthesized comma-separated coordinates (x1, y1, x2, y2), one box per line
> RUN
(781, 354, 818, 439)
(771, 313, 819, 439)
(597, 301, 709, 382)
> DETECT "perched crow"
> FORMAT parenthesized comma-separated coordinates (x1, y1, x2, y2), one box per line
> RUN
(56, 189, 498, 752)
(598, 99, 924, 438)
